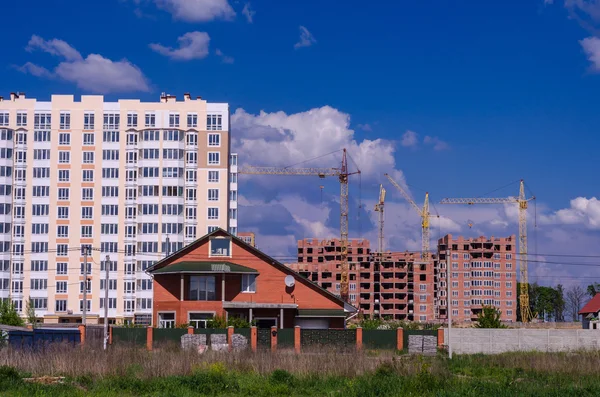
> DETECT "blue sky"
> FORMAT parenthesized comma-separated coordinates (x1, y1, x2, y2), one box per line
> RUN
(1, 0, 600, 287)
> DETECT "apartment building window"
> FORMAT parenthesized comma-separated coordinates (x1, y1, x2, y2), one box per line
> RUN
(31, 260, 48, 271)
(30, 279, 47, 290)
(185, 226, 196, 239)
(102, 168, 119, 179)
(100, 279, 117, 290)
(12, 281, 23, 293)
(13, 225, 24, 238)
(101, 224, 118, 235)
(140, 223, 159, 234)
(124, 300, 135, 313)
(505, 253, 512, 260)
(126, 151, 137, 163)
(186, 207, 197, 220)
(11, 187, 22, 200)
(83, 133, 94, 145)
(419, 284, 427, 291)
(0, 112, 7, 126)
(208, 171, 219, 182)
(15, 150, 26, 162)
(58, 170, 70, 182)
(56, 207, 68, 219)
(33, 149, 50, 159)
(56, 281, 67, 294)
(103, 131, 119, 142)
(229, 209, 237, 220)
(186, 132, 198, 146)
(102, 205, 119, 216)
(32, 186, 50, 197)
(127, 112, 138, 127)
(169, 114, 180, 127)
(100, 298, 117, 309)
(14, 169, 25, 182)
(83, 152, 94, 164)
(31, 298, 48, 310)
(127, 188, 138, 200)
(230, 154, 237, 166)
(58, 112, 70, 130)
(82, 170, 94, 182)
(141, 167, 160, 178)
(143, 130, 159, 141)
(56, 263, 67, 275)
(84, 112, 94, 130)
(16, 112, 27, 127)
(103, 149, 119, 161)
(164, 130, 183, 141)
(58, 188, 69, 201)
(207, 114, 222, 130)
(229, 173, 237, 183)
(145, 113, 156, 127)
(55, 300, 67, 312)
(187, 113, 198, 127)
(57, 133, 71, 146)
(163, 148, 183, 160)
(102, 186, 118, 197)
(82, 188, 94, 201)
(163, 186, 182, 197)
(56, 244, 68, 256)
(57, 226, 68, 238)
(101, 242, 118, 253)
(103, 113, 120, 130)
(125, 206, 137, 219)
(186, 188, 197, 201)
(208, 133, 220, 147)
(81, 207, 93, 219)
(80, 300, 91, 312)
(506, 263, 512, 269)
(419, 305, 427, 312)
(161, 166, 180, 178)
(229, 191, 237, 201)
(185, 170, 197, 182)
(125, 226, 137, 238)
(34, 113, 51, 129)
(81, 226, 93, 238)
(141, 148, 159, 159)
(208, 188, 219, 201)
(33, 168, 50, 178)
(208, 152, 219, 165)
(241, 274, 256, 293)
(80, 262, 92, 274)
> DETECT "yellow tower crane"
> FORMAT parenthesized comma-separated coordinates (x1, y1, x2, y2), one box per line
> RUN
(238, 148, 361, 302)
(374, 184, 386, 260)
(384, 173, 433, 260)
(439, 180, 535, 322)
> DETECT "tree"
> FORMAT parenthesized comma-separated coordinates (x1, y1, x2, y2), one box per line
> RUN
(475, 306, 506, 328)
(25, 298, 37, 328)
(0, 300, 24, 327)
(587, 283, 600, 298)
(566, 285, 588, 321)
(554, 284, 566, 322)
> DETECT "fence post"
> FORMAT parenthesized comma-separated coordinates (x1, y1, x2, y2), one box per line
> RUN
(397, 327, 403, 351)
(356, 327, 363, 351)
(294, 325, 301, 354)
(109, 326, 113, 345)
(437, 328, 444, 347)
(228, 326, 234, 352)
(78, 324, 86, 346)
(251, 326, 257, 352)
(271, 326, 277, 352)
(146, 326, 153, 351)
(187, 326, 194, 335)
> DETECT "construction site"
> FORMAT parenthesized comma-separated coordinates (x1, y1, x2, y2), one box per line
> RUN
(241, 148, 535, 324)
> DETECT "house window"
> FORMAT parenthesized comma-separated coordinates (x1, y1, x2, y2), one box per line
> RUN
(210, 238, 230, 257)
(189, 276, 216, 301)
(189, 312, 212, 329)
(241, 275, 257, 293)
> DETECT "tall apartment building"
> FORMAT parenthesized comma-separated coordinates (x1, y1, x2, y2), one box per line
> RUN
(237, 232, 255, 247)
(437, 234, 517, 322)
(288, 238, 436, 321)
(0, 92, 236, 325)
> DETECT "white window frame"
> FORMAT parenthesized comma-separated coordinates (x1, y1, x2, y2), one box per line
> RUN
(241, 274, 257, 293)
(158, 311, 176, 329)
(207, 133, 221, 147)
(208, 152, 220, 165)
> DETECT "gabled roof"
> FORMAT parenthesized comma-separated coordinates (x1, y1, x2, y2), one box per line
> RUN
(146, 228, 357, 313)
(150, 261, 258, 275)
(579, 294, 600, 315)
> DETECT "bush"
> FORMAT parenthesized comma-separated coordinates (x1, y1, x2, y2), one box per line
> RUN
(475, 306, 507, 329)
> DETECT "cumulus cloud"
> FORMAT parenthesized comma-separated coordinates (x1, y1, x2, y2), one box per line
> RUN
(153, 0, 235, 22)
(150, 31, 210, 61)
(401, 130, 419, 147)
(423, 135, 450, 151)
(541, 197, 600, 229)
(215, 49, 234, 64)
(580, 36, 600, 71)
(294, 26, 316, 49)
(18, 35, 150, 93)
(242, 2, 255, 23)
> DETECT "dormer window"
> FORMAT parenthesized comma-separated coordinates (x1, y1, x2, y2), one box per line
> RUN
(210, 237, 231, 257)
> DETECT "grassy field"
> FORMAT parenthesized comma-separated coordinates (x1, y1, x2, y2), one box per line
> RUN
(1, 346, 600, 395)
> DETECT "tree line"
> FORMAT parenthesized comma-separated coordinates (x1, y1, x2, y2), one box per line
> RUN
(516, 282, 597, 322)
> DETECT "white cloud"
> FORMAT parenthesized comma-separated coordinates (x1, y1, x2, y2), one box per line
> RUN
(423, 135, 449, 151)
(150, 31, 210, 61)
(215, 49, 234, 64)
(580, 36, 600, 71)
(356, 123, 373, 132)
(154, 0, 235, 22)
(242, 2, 255, 23)
(541, 197, 600, 229)
(401, 130, 418, 147)
(19, 35, 150, 93)
(294, 26, 316, 49)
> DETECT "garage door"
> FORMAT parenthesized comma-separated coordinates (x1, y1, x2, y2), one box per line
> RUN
(295, 317, 330, 329)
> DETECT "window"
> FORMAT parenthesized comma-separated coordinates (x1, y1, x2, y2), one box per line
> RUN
(208, 133, 220, 147)
(57, 225, 69, 238)
(186, 207, 197, 220)
(208, 152, 219, 165)
(83, 133, 94, 145)
(186, 132, 198, 146)
(31, 260, 48, 271)
(31, 298, 47, 310)
(208, 171, 219, 183)
(169, 114, 180, 127)
(80, 280, 92, 293)
(186, 170, 197, 182)
(100, 279, 117, 290)
(30, 279, 48, 290)
(103, 150, 119, 161)
(56, 262, 67, 275)
(506, 263, 512, 269)
(56, 244, 68, 256)
(34, 113, 51, 129)
(102, 168, 119, 179)
(33, 167, 50, 178)
(59, 132, 70, 145)
(58, 170, 70, 182)
(55, 300, 67, 312)
(101, 242, 119, 253)
(80, 300, 91, 312)
(101, 260, 118, 272)
(187, 113, 198, 128)
(103, 113, 120, 130)
(210, 238, 230, 256)
(141, 148, 159, 159)
(56, 281, 67, 294)
(82, 188, 94, 201)
(208, 207, 218, 220)
(242, 275, 257, 293)
(163, 148, 183, 160)
(186, 151, 197, 164)
(81, 207, 93, 219)
(32, 204, 49, 216)
(145, 113, 156, 127)
(185, 226, 196, 239)
(84, 112, 94, 130)
(158, 312, 175, 328)
(208, 189, 219, 201)
(189, 313, 212, 329)
(12, 281, 23, 293)
(127, 112, 138, 127)
(207, 114, 222, 130)
(100, 298, 117, 309)
(83, 151, 94, 164)
(419, 284, 427, 291)
(229, 209, 237, 220)
(32, 186, 50, 197)
(189, 276, 216, 301)
(0, 113, 7, 126)
(102, 205, 118, 216)
(58, 188, 69, 201)
(59, 112, 70, 129)
(230, 191, 237, 201)
(82, 170, 94, 182)
(103, 131, 119, 142)
(81, 225, 93, 238)
(127, 133, 138, 146)
(506, 253, 512, 260)
(15, 150, 26, 162)
(17, 112, 27, 127)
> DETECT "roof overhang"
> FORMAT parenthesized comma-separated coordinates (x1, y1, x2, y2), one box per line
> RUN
(150, 261, 258, 275)
(223, 302, 298, 309)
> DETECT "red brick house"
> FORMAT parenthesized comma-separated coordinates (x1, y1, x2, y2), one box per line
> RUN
(147, 229, 356, 329)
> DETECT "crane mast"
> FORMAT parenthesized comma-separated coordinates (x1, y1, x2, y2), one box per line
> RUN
(439, 180, 535, 322)
(374, 184, 386, 259)
(239, 148, 360, 302)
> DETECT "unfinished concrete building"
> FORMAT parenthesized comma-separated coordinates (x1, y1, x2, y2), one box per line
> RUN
(437, 234, 517, 323)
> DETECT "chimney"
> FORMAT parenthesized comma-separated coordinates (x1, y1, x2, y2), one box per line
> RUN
(184, 93, 191, 101)
(18, 92, 25, 99)
(0, 97, 3, 102)
(196, 96, 202, 100)
(10, 92, 18, 101)
(160, 92, 167, 103)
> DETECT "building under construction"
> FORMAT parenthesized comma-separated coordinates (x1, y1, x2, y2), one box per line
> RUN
(288, 238, 437, 321)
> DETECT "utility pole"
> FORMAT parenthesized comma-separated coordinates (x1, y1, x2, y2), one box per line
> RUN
(446, 249, 452, 359)
(103, 255, 109, 351)
(82, 246, 88, 326)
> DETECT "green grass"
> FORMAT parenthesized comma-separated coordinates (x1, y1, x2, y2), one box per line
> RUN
(3, 352, 600, 396)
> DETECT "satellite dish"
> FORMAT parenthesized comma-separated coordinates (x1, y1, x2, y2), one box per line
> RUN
(285, 275, 295, 288)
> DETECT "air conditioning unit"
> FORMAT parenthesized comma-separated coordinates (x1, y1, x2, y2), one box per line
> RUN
(67, 310, 73, 315)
